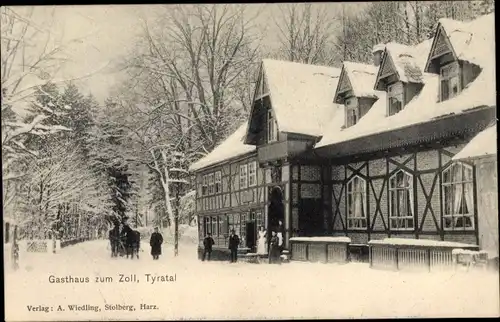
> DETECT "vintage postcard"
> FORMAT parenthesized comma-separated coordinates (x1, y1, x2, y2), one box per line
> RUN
(2, 2, 498, 321)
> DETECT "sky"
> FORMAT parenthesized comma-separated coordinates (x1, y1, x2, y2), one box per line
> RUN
(7, 4, 356, 105)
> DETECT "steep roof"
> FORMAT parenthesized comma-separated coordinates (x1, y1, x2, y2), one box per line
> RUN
(439, 13, 495, 66)
(382, 39, 432, 84)
(262, 59, 341, 137)
(189, 123, 255, 172)
(189, 13, 495, 173)
(317, 13, 495, 149)
(342, 62, 382, 98)
(452, 124, 497, 161)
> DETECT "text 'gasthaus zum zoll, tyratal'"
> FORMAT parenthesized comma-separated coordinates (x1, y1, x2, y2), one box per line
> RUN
(48, 273, 177, 284)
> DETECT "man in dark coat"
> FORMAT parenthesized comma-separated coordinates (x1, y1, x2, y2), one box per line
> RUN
(150, 227, 163, 260)
(203, 233, 215, 261)
(228, 229, 240, 263)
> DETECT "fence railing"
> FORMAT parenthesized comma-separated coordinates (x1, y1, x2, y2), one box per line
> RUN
(290, 237, 351, 264)
(20, 237, 93, 253)
(368, 238, 480, 272)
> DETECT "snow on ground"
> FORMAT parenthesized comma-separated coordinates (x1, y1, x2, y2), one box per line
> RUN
(4, 238, 499, 321)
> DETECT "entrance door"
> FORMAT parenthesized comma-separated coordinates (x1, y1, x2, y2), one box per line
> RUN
(267, 186, 284, 233)
(298, 199, 323, 236)
(246, 220, 256, 250)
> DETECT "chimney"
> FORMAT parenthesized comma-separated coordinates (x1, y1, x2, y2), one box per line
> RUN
(372, 43, 386, 67)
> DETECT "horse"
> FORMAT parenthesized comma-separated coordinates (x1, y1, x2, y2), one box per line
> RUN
(125, 230, 141, 260)
(108, 226, 121, 258)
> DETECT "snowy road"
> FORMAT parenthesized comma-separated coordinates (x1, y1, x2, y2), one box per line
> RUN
(5, 239, 500, 321)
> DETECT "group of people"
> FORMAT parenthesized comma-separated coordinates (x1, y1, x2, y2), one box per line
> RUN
(108, 218, 164, 261)
(258, 220, 285, 264)
(202, 220, 285, 264)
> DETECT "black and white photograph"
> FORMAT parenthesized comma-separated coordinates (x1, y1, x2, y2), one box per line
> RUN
(2, 1, 498, 321)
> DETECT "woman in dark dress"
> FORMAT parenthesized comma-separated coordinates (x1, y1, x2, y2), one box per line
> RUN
(269, 231, 281, 264)
(149, 227, 164, 260)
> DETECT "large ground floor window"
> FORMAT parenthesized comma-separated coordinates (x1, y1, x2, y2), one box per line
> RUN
(442, 162, 474, 231)
(198, 210, 265, 249)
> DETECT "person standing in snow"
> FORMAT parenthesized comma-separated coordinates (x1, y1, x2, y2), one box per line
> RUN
(150, 227, 163, 260)
(269, 231, 281, 264)
(228, 229, 240, 263)
(256, 226, 267, 255)
(202, 233, 215, 261)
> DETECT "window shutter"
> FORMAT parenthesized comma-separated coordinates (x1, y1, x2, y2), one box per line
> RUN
(441, 79, 449, 101)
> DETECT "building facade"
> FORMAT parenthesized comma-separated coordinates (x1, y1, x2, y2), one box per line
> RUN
(189, 13, 497, 261)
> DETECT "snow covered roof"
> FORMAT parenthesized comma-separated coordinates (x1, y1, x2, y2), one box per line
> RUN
(189, 123, 256, 172)
(452, 124, 497, 161)
(188, 14, 495, 173)
(382, 39, 432, 84)
(317, 13, 495, 149)
(342, 62, 382, 98)
(438, 13, 495, 67)
(372, 43, 386, 53)
(262, 59, 341, 137)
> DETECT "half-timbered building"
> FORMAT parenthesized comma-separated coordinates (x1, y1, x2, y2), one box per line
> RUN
(189, 13, 497, 263)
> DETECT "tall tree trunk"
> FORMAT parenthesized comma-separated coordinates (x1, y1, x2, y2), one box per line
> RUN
(174, 186, 180, 257)
(415, 1, 421, 41)
(11, 225, 19, 270)
(342, 4, 347, 60)
(404, 3, 411, 44)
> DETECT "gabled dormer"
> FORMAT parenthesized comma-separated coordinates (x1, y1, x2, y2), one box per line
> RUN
(374, 43, 425, 117)
(245, 63, 279, 146)
(334, 61, 380, 128)
(424, 20, 482, 102)
(244, 59, 341, 164)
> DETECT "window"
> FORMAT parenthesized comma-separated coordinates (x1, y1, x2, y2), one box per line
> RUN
(240, 212, 247, 247)
(240, 164, 248, 189)
(228, 214, 234, 232)
(215, 171, 222, 193)
(255, 211, 264, 231)
(440, 62, 461, 101)
(389, 170, 414, 230)
(248, 162, 257, 187)
(442, 162, 474, 230)
(387, 82, 404, 116)
(345, 97, 359, 127)
(208, 173, 215, 195)
(220, 215, 228, 246)
(229, 213, 241, 245)
(202, 175, 208, 196)
(204, 217, 210, 235)
(267, 110, 277, 143)
(211, 216, 217, 236)
(347, 176, 367, 229)
(218, 216, 225, 236)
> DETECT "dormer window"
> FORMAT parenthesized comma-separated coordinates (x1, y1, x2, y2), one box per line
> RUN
(440, 62, 461, 101)
(267, 110, 277, 143)
(345, 97, 359, 127)
(387, 82, 404, 116)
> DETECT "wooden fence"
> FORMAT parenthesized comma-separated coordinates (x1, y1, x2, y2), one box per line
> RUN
(23, 237, 92, 253)
(290, 237, 351, 264)
(369, 239, 480, 272)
